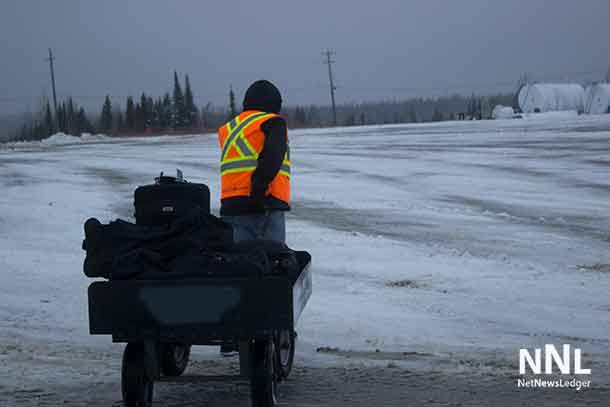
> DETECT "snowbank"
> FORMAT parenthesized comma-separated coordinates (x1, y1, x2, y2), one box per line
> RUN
(491, 105, 514, 119)
(519, 110, 579, 121)
(1, 132, 111, 149)
(518, 83, 585, 113)
(41, 132, 112, 145)
(40, 133, 82, 146)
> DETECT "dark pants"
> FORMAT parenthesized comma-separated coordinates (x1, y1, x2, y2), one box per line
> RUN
(222, 211, 286, 243)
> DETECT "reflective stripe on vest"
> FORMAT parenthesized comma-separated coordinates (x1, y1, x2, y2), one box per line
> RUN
(220, 112, 290, 178)
(220, 112, 268, 161)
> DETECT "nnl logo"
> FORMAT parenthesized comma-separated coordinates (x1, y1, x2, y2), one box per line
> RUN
(519, 344, 591, 375)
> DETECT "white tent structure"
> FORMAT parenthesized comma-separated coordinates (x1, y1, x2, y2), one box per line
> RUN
(518, 83, 585, 113)
(584, 83, 610, 114)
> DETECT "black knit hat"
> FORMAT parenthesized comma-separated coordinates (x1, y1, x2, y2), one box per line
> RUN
(243, 80, 282, 114)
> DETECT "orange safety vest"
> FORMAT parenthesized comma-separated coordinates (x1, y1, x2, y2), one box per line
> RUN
(218, 110, 290, 204)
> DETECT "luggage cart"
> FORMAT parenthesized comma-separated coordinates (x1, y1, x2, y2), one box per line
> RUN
(88, 251, 312, 407)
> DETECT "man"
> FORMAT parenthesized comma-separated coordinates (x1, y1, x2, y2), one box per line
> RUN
(217, 80, 291, 356)
(218, 80, 290, 243)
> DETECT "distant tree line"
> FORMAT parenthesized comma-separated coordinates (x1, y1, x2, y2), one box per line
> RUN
(98, 72, 200, 134)
(282, 92, 514, 127)
(12, 71, 205, 141)
(18, 97, 95, 141)
(9, 74, 514, 141)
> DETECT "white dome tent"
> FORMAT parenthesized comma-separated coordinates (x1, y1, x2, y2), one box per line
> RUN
(584, 83, 610, 114)
(518, 83, 585, 113)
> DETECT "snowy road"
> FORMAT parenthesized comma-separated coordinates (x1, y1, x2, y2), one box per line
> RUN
(1, 114, 610, 405)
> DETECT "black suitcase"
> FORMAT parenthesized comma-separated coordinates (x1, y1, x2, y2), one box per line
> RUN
(134, 171, 210, 226)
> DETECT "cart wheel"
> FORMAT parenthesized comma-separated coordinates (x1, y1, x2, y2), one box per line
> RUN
(250, 339, 278, 407)
(161, 343, 191, 377)
(275, 330, 295, 380)
(122, 342, 154, 407)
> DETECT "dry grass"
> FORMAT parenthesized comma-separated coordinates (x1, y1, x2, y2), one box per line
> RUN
(385, 279, 422, 288)
(578, 263, 610, 273)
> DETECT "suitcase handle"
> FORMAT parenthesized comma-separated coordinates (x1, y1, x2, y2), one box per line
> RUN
(155, 169, 187, 185)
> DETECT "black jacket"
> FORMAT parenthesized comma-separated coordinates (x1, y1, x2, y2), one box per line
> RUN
(221, 80, 290, 216)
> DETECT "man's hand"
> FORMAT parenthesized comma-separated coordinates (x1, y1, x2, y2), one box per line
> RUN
(249, 197, 265, 211)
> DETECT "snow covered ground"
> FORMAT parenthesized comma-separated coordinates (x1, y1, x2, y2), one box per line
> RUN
(1, 114, 610, 405)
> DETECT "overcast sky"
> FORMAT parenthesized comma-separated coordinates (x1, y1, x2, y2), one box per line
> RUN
(1, 0, 609, 114)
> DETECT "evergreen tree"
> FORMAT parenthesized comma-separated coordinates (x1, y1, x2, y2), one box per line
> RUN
(228, 85, 237, 119)
(408, 107, 418, 123)
(137, 93, 151, 130)
(77, 108, 95, 135)
(431, 108, 444, 122)
(467, 93, 482, 119)
(200, 102, 213, 129)
(134, 102, 145, 132)
(115, 110, 124, 132)
(184, 74, 197, 127)
(147, 96, 155, 127)
(67, 98, 75, 134)
(57, 103, 65, 133)
(308, 105, 320, 124)
(44, 100, 54, 136)
(151, 98, 161, 128)
(172, 71, 185, 128)
(125, 96, 136, 130)
(294, 106, 307, 125)
(344, 113, 356, 126)
(162, 93, 172, 128)
(100, 95, 113, 132)
(20, 124, 29, 141)
(61, 102, 67, 132)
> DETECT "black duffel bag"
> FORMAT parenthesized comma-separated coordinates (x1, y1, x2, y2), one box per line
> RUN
(83, 211, 234, 280)
(134, 171, 210, 226)
(226, 240, 307, 283)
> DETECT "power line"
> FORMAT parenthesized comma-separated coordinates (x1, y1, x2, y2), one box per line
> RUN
(322, 49, 337, 125)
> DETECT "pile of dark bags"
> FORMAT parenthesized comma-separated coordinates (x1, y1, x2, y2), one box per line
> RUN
(82, 209, 304, 282)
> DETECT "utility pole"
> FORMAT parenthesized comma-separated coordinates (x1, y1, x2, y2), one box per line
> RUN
(322, 49, 337, 126)
(46, 48, 59, 129)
